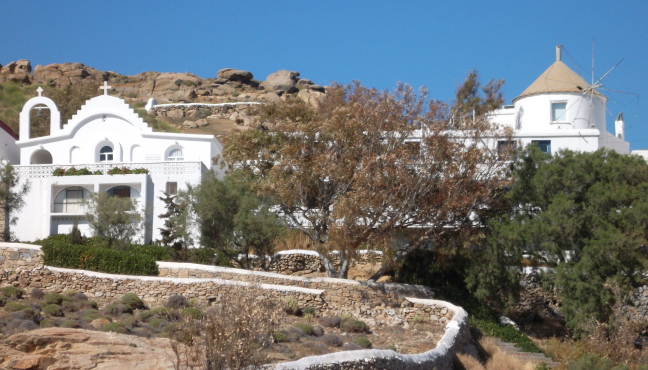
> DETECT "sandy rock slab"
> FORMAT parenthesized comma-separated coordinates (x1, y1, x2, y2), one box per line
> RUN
(0, 328, 175, 369)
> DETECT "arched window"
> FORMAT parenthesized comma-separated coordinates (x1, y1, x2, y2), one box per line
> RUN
(99, 146, 113, 162)
(53, 187, 90, 213)
(168, 149, 184, 161)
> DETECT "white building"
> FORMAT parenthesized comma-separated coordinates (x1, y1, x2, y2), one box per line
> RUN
(490, 45, 629, 155)
(10, 83, 224, 243)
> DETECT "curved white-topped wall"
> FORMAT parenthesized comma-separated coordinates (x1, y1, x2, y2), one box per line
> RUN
(514, 92, 606, 132)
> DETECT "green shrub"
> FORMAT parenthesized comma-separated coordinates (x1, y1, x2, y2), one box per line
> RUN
(138, 310, 154, 321)
(411, 316, 428, 325)
(293, 322, 314, 335)
(120, 293, 145, 310)
(62, 300, 79, 313)
(103, 302, 132, 315)
(100, 321, 127, 334)
(353, 336, 372, 348)
(107, 166, 149, 175)
(274, 330, 289, 342)
(44, 292, 70, 305)
(148, 318, 166, 329)
(1, 286, 23, 299)
(303, 307, 316, 316)
(81, 308, 101, 321)
(182, 307, 203, 319)
(41, 235, 159, 276)
(40, 319, 56, 328)
(43, 304, 63, 317)
(165, 295, 188, 309)
(4, 302, 28, 312)
(283, 297, 299, 315)
(340, 317, 369, 333)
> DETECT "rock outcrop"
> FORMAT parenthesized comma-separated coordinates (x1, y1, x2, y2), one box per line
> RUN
(33, 62, 111, 87)
(262, 70, 300, 92)
(0, 327, 174, 369)
(0, 60, 32, 84)
(217, 68, 253, 81)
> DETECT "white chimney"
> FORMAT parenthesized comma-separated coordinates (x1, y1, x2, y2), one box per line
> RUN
(615, 112, 625, 140)
(556, 45, 562, 62)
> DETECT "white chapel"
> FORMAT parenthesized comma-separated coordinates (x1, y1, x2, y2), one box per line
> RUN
(9, 82, 224, 243)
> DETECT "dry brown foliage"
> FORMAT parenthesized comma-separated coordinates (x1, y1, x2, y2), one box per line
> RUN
(170, 291, 282, 370)
(455, 337, 536, 370)
(224, 82, 511, 279)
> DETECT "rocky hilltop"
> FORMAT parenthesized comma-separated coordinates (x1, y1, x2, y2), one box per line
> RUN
(0, 59, 327, 107)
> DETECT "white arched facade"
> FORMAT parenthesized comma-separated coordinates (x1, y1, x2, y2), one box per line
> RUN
(13, 91, 224, 244)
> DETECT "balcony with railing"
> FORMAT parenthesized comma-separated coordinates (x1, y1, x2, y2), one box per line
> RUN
(14, 161, 206, 179)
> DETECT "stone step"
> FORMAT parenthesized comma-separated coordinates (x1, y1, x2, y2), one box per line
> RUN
(493, 339, 558, 367)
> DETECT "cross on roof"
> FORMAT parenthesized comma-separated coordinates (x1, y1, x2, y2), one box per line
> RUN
(36, 87, 43, 97)
(99, 81, 111, 95)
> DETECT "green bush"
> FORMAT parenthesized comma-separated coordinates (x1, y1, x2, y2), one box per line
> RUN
(340, 317, 369, 333)
(41, 235, 159, 276)
(43, 304, 63, 317)
(1, 286, 23, 299)
(302, 307, 316, 316)
(44, 292, 71, 305)
(100, 321, 127, 334)
(81, 308, 101, 321)
(353, 336, 372, 348)
(40, 319, 56, 328)
(4, 302, 28, 312)
(283, 297, 299, 315)
(182, 307, 203, 319)
(120, 293, 145, 310)
(293, 322, 314, 335)
(274, 330, 289, 342)
(138, 310, 154, 321)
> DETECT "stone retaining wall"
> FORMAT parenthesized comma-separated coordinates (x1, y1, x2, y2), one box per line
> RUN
(234, 250, 383, 276)
(274, 299, 470, 370)
(157, 261, 434, 325)
(6, 266, 325, 310)
(0, 243, 43, 272)
(0, 243, 466, 369)
(151, 102, 258, 119)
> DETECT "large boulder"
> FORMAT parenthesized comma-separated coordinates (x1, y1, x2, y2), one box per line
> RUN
(217, 68, 253, 82)
(262, 70, 300, 92)
(0, 59, 32, 84)
(33, 62, 109, 87)
(298, 89, 325, 108)
(0, 327, 174, 369)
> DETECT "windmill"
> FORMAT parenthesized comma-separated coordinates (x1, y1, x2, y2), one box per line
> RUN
(562, 42, 638, 140)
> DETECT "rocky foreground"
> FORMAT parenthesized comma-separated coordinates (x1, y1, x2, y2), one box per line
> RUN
(0, 327, 174, 370)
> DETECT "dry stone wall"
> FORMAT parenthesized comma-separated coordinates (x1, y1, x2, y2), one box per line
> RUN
(6, 266, 325, 310)
(0, 243, 468, 369)
(234, 250, 383, 276)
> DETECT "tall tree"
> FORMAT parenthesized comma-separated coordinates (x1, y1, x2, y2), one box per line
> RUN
(157, 192, 194, 260)
(187, 173, 284, 266)
(84, 192, 142, 249)
(466, 147, 648, 329)
(224, 82, 510, 278)
(452, 69, 504, 122)
(0, 163, 30, 242)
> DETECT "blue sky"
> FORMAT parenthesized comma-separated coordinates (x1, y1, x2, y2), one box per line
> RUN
(3, 1, 648, 149)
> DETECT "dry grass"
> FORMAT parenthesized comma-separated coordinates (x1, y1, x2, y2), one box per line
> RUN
(455, 337, 537, 370)
(537, 294, 648, 369)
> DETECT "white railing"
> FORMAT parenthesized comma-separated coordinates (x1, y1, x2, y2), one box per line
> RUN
(14, 161, 205, 179)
